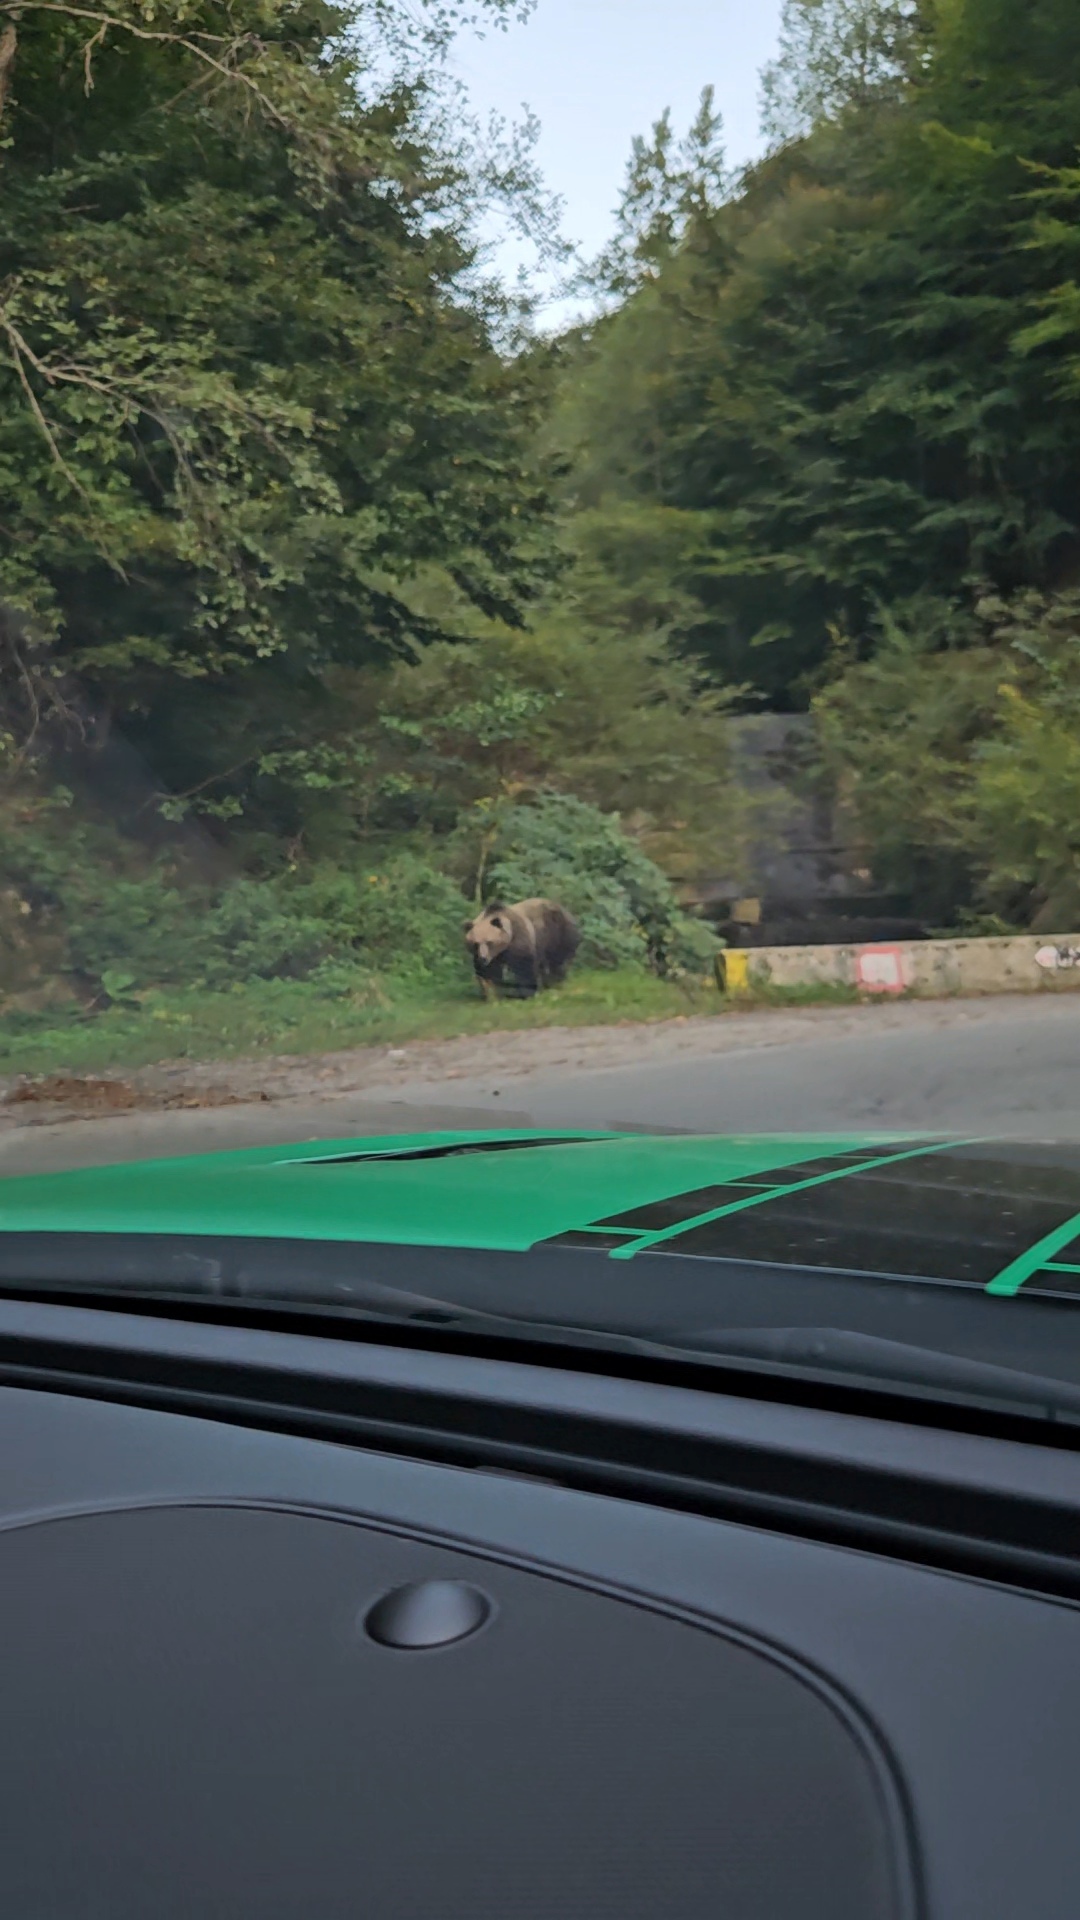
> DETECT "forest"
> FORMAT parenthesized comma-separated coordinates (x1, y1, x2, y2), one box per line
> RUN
(3, 0, 1080, 1065)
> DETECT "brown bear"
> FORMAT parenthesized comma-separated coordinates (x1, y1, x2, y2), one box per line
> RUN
(464, 897, 581, 1000)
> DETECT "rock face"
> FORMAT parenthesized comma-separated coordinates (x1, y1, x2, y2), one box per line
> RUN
(696, 715, 927, 949)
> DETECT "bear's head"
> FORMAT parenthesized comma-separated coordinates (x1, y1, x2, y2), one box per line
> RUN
(464, 903, 513, 966)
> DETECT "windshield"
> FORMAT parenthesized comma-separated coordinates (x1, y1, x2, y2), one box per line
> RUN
(4, 0, 1080, 1420)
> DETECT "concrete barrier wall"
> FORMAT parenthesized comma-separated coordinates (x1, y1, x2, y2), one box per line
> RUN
(735, 934, 1080, 997)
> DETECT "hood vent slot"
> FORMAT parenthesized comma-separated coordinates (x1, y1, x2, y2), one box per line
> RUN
(288, 1137, 596, 1167)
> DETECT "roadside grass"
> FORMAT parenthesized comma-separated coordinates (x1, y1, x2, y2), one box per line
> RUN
(0, 968, 720, 1078)
(730, 979, 862, 1008)
(0, 967, 873, 1081)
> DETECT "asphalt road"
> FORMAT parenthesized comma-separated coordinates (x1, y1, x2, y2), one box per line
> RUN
(515, 994, 1080, 1138)
(3, 992, 1080, 1175)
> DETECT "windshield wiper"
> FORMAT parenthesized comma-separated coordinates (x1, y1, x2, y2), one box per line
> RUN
(9, 1274, 1080, 1427)
(664, 1326, 1080, 1424)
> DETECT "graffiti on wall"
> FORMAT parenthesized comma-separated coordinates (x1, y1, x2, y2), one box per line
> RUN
(1035, 945, 1080, 972)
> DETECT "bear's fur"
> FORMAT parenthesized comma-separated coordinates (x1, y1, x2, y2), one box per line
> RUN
(464, 897, 580, 999)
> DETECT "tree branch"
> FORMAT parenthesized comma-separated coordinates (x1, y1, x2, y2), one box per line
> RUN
(1, 3, 293, 126)
(0, 308, 91, 506)
(0, 18, 17, 125)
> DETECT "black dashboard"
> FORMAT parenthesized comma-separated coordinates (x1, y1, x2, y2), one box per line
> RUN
(1, 1292, 1079, 1918)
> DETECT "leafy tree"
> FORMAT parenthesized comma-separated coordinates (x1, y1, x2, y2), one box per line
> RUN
(962, 590, 1080, 928)
(0, 0, 557, 802)
(812, 607, 1000, 918)
(814, 587, 1080, 928)
(552, 0, 1080, 712)
(760, 0, 928, 148)
(586, 87, 729, 298)
(315, 580, 752, 875)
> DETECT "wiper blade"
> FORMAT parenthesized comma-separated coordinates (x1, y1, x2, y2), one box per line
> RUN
(1, 1277, 686, 1362)
(668, 1326, 1080, 1423)
(10, 1272, 1080, 1426)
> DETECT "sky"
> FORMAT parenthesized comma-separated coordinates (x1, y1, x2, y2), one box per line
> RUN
(450, 0, 786, 322)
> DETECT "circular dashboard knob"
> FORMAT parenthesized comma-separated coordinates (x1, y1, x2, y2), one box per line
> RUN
(363, 1580, 492, 1650)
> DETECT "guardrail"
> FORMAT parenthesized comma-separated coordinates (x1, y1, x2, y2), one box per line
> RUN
(716, 935, 1080, 998)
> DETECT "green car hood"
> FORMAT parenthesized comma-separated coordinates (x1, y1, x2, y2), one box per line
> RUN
(0, 1129, 919, 1255)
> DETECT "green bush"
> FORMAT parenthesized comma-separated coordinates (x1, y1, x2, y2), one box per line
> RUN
(478, 793, 720, 977)
(0, 810, 218, 993)
(66, 877, 210, 986)
(198, 882, 332, 987)
(285, 854, 471, 983)
(50, 870, 333, 994)
(0, 828, 330, 993)
(0, 786, 714, 1010)
(814, 590, 1080, 930)
(122, 855, 471, 992)
(0, 800, 475, 998)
